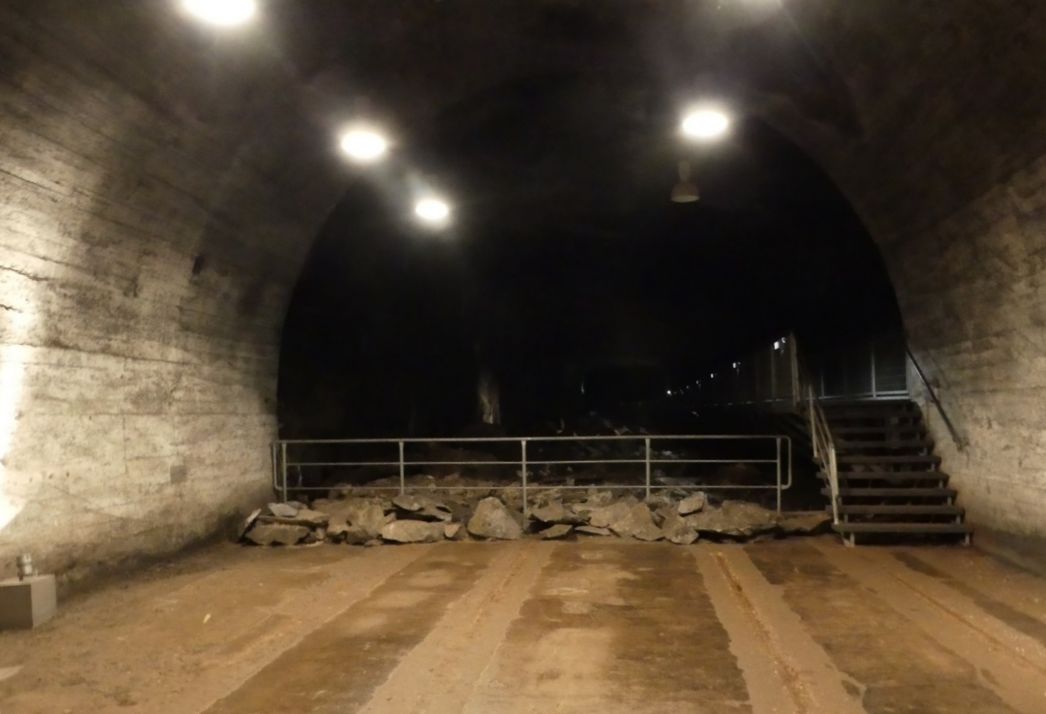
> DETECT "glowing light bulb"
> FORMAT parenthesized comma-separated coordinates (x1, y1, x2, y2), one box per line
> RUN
(339, 129, 388, 163)
(681, 108, 730, 141)
(414, 198, 451, 226)
(182, 0, 257, 27)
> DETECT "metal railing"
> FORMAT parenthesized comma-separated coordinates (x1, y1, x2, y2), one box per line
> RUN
(794, 343, 840, 525)
(688, 332, 909, 408)
(271, 434, 793, 518)
(906, 347, 966, 451)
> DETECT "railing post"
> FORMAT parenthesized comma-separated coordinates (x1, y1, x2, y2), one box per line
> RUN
(775, 437, 782, 514)
(644, 437, 652, 499)
(280, 441, 288, 503)
(807, 385, 818, 460)
(828, 445, 839, 525)
(271, 442, 278, 492)
(521, 439, 528, 521)
(789, 334, 800, 408)
(398, 440, 405, 496)
(870, 340, 878, 398)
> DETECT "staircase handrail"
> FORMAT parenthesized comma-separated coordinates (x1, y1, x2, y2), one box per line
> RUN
(906, 347, 966, 451)
(790, 335, 840, 525)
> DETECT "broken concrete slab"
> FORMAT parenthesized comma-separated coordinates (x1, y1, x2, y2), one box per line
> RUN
(660, 512, 700, 545)
(392, 494, 424, 512)
(678, 492, 707, 515)
(607, 502, 658, 539)
(531, 500, 568, 524)
(238, 508, 262, 540)
(539, 524, 573, 540)
(380, 520, 445, 544)
(467, 497, 523, 540)
(777, 512, 831, 535)
(267, 502, 298, 519)
(326, 520, 350, 542)
(245, 523, 309, 546)
(588, 496, 638, 529)
(576, 525, 612, 536)
(686, 500, 778, 538)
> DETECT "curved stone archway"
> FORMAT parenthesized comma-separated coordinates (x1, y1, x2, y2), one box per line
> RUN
(1, 0, 1043, 579)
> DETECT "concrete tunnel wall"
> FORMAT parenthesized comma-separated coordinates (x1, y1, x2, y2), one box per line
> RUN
(775, 0, 1046, 570)
(0, 1, 345, 581)
(0, 0, 1044, 580)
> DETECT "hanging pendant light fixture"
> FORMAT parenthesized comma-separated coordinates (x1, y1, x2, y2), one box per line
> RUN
(671, 160, 699, 203)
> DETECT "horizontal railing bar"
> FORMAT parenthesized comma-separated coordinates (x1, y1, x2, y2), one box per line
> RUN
(274, 434, 789, 445)
(276, 484, 781, 492)
(286, 458, 781, 468)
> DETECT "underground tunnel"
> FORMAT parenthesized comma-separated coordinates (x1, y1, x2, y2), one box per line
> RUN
(1, 1, 1045, 712)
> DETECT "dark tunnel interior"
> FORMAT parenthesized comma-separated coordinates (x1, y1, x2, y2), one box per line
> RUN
(278, 73, 902, 438)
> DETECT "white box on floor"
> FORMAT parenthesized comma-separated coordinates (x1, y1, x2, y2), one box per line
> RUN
(0, 575, 57, 630)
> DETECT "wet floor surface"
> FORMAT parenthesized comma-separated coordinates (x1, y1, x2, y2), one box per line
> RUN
(1, 537, 1045, 713)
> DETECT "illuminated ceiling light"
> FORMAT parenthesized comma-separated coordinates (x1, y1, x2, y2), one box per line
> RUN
(182, 0, 257, 26)
(671, 160, 699, 203)
(414, 197, 451, 226)
(339, 128, 388, 164)
(681, 108, 731, 141)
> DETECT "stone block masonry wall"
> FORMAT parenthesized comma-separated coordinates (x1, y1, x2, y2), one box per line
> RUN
(777, 0, 1046, 567)
(0, 1, 343, 582)
(898, 154, 1046, 571)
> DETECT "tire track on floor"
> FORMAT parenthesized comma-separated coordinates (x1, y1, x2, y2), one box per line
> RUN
(813, 542, 1046, 714)
(697, 547, 866, 714)
(357, 542, 551, 713)
(204, 543, 498, 714)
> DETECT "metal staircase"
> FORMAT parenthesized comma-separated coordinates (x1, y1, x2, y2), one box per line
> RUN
(819, 399, 972, 545)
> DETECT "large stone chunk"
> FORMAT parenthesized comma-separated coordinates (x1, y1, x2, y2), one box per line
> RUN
(687, 500, 778, 538)
(393, 494, 453, 522)
(344, 501, 388, 538)
(539, 523, 573, 540)
(660, 511, 700, 545)
(678, 492, 707, 516)
(777, 512, 831, 535)
(576, 525, 612, 536)
(531, 500, 568, 524)
(245, 523, 309, 546)
(609, 503, 663, 541)
(467, 498, 523, 540)
(380, 520, 445, 543)
(588, 496, 638, 529)
(267, 502, 298, 519)
(313, 497, 388, 538)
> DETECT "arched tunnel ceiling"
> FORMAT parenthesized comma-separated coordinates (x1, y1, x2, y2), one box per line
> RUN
(2, 0, 1045, 576)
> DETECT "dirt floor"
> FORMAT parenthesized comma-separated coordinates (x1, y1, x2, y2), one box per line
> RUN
(1, 538, 1045, 713)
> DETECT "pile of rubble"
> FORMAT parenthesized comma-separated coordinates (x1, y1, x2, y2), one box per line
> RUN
(240, 478, 829, 547)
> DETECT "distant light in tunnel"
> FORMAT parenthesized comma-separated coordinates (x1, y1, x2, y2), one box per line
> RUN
(414, 197, 451, 227)
(681, 108, 731, 141)
(182, 0, 257, 26)
(339, 128, 389, 164)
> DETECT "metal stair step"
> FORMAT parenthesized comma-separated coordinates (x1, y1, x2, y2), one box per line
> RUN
(820, 471, 949, 482)
(838, 454, 941, 465)
(832, 522, 972, 535)
(833, 425, 926, 436)
(834, 504, 964, 516)
(822, 487, 957, 498)
(836, 439, 934, 450)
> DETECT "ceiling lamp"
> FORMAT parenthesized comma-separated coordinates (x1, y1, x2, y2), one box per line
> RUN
(182, 0, 257, 26)
(671, 161, 699, 203)
(681, 108, 731, 141)
(414, 197, 451, 227)
(339, 128, 389, 163)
